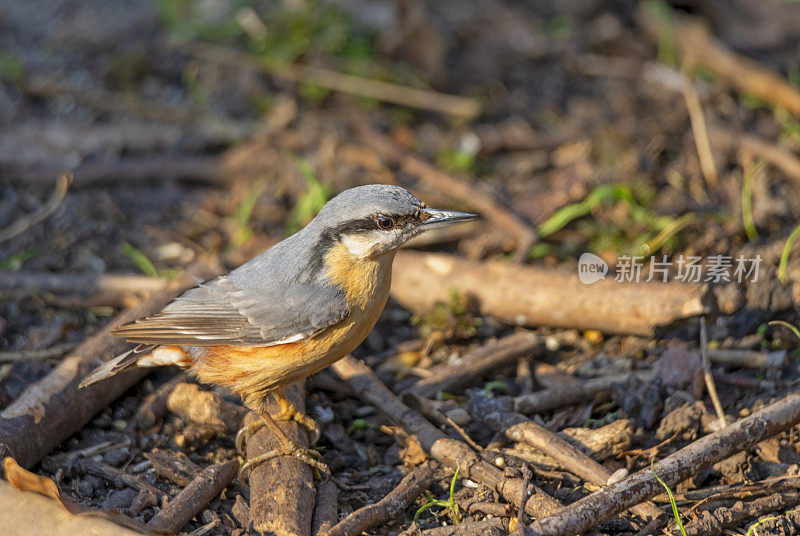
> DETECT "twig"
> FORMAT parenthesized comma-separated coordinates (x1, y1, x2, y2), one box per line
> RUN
(245, 381, 315, 536)
(332, 356, 563, 519)
(0, 173, 71, 243)
(639, 8, 800, 117)
(0, 260, 221, 472)
(76, 458, 167, 501)
(709, 348, 787, 369)
(146, 459, 238, 534)
(323, 462, 436, 536)
(312, 479, 339, 536)
(469, 392, 662, 522)
(182, 40, 481, 119)
(680, 62, 718, 187)
(674, 492, 799, 536)
(407, 332, 543, 399)
(5, 155, 225, 187)
(515, 465, 533, 533)
(353, 118, 536, 259)
(514, 371, 653, 415)
(0, 271, 167, 308)
(524, 390, 800, 536)
(392, 251, 710, 336)
(144, 448, 202, 487)
(416, 519, 505, 536)
(710, 129, 800, 186)
(0, 343, 77, 362)
(700, 317, 727, 429)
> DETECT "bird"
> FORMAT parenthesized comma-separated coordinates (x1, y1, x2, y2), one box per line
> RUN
(80, 184, 476, 477)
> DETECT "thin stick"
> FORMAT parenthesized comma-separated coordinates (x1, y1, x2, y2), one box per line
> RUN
(182, 40, 480, 120)
(77, 458, 167, 501)
(524, 390, 800, 536)
(322, 462, 436, 536)
(680, 62, 718, 187)
(407, 331, 542, 399)
(700, 317, 726, 429)
(0, 173, 71, 243)
(0, 343, 77, 362)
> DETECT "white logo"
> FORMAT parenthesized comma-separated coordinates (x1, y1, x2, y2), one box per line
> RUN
(578, 253, 608, 284)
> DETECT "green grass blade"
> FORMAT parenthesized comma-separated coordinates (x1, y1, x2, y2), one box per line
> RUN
(778, 222, 800, 284)
(768, 320, 800, 343)
(651, 459, 687, 536)
(121, 242, 159, 278)
(745, 516, 779, 536)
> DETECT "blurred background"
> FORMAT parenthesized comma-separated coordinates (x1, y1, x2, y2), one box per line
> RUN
(2, 1, 800, 533)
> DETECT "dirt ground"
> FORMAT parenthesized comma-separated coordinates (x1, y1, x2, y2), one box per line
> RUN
(2, 0, 800, 535)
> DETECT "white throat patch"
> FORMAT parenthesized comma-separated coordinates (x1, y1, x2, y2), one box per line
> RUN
(340, 234, 376, 258)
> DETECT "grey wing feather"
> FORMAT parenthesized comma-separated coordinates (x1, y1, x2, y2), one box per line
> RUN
(111, 273, 348, 347)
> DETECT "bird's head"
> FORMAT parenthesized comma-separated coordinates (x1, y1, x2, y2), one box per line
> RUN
(310, 184, 476, 259)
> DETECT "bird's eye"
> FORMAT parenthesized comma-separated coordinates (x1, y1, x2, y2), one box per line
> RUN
(377, 216, 394, 230)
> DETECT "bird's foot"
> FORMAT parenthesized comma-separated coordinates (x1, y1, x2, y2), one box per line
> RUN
(238, 440, 329, 483)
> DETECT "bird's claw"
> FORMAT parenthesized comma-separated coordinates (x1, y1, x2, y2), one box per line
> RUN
(238, 444, 330, 483)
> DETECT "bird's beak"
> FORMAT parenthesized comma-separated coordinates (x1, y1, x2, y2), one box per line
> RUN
(421, 208, 478, 229)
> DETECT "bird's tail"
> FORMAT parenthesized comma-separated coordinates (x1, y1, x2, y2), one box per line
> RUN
(79, 344, 156, 388)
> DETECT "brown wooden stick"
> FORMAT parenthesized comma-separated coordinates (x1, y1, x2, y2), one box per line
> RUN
(0, 173, 71, 244)
(312, 479, 339, 536)
(392, 251, 710, 336)
(675, 492, 800, 536)
(245, 381, 315, 536)
(709, 348, 787, 369)
(514, 371, 653, 415)
(76, 458, 167, 501)
(710, 129, 800, 186)
(0, 260, 220, 472)
(5, 155, 225, 187)
(468, 393, 662, 522)
(182, 41, 481, 120)
(524, 390, 800, 536)
(0, 271, 167, 308)
(331, 356, 562, 519)
(146, 459, 238, 534)
(322, 461, 436, 536)
(407, 332, 543, 399)
(639, 7, 800, 117)
(144, 448, 202, 487)
(353, 119, 536, 257)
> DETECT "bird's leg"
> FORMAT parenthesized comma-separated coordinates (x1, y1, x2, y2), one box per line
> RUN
(272, 388, 321, 444)
(236, 392, 329, 482)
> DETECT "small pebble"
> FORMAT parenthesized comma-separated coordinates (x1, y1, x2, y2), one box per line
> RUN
(494, 456, 505, 468)
(312, 404, 335, 425)
(445, 407, 472, 426)
(740, 407, 751, 417)
(103, 448, 129, 467)
(545, 336, 560, 352)
(462, 478, 479, 488)
(75, 478, 94, 499)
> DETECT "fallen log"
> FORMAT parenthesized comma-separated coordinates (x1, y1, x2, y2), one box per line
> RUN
(245, 381, 316, 536)
(524, 391, 800, 536)
(392, 251, 710, 336)
(0, 260, 220, 472)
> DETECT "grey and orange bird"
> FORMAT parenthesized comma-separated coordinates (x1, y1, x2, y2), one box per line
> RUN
(81, 184, 475, 476)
